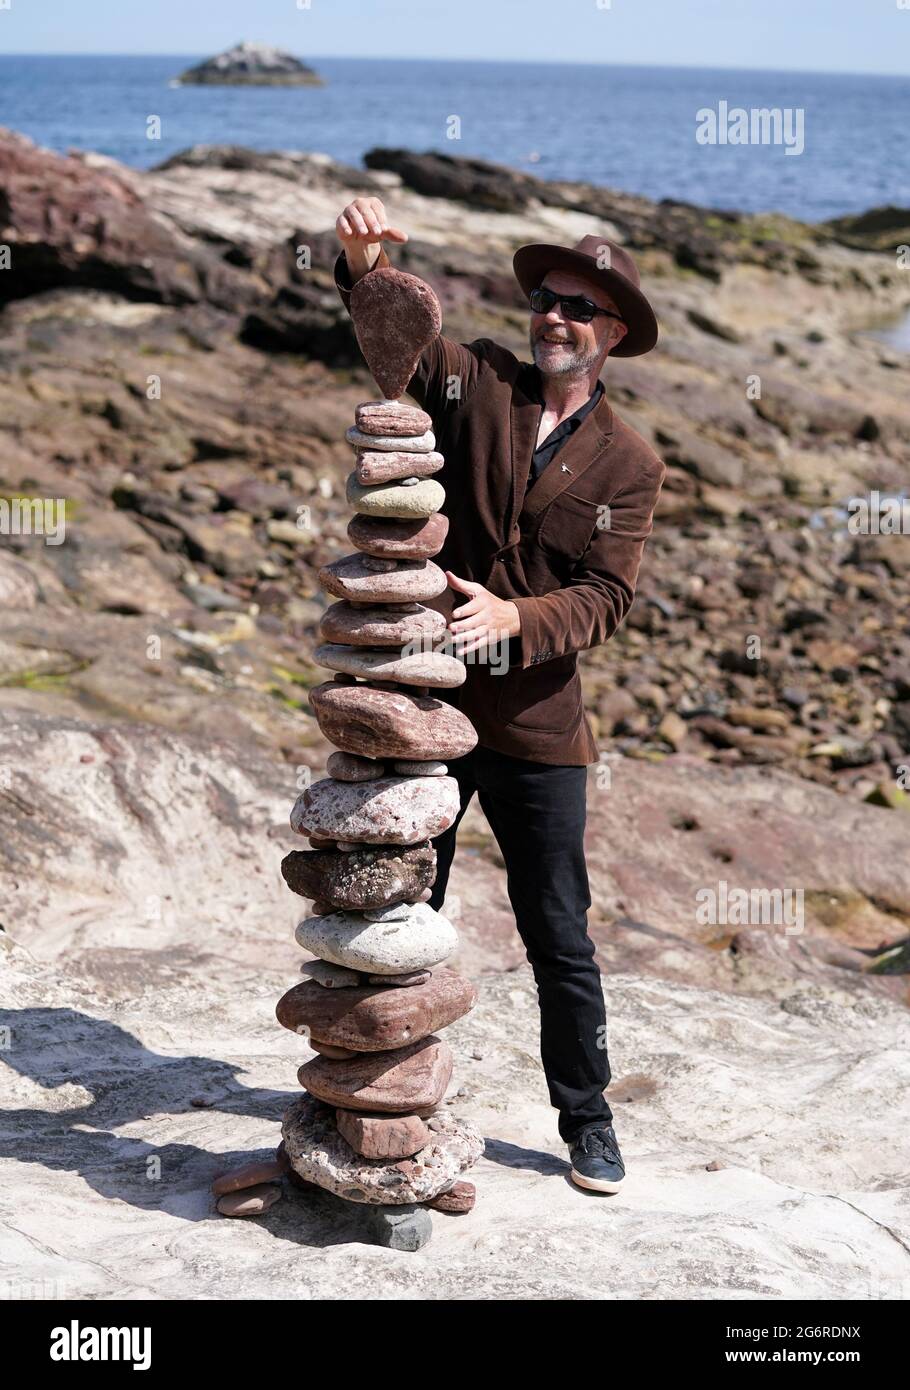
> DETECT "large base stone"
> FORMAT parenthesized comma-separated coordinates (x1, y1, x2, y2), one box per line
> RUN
(282, 1092, 483, 1205)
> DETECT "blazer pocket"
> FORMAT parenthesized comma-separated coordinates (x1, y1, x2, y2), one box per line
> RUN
(496, 656, 581, 732)
(537, 490, 604, 562)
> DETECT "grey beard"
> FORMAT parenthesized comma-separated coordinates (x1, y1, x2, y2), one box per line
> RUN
(530, 331, 602, 378)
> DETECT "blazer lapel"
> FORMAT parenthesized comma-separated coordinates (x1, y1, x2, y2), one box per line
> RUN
(507, 363, 543, 543)
(520, 390, 615, 520)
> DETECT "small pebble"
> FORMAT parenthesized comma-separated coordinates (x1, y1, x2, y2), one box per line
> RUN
(426, 1180, 476, 1213)
(216, 1183, 283, 1217)
(212, 1158, 284, 1196)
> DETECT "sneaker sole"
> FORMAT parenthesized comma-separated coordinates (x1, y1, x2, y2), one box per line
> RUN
(570, 1167, 625, 1194)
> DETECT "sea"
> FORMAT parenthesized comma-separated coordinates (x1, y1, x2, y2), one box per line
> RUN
(0, 55, 908, 223)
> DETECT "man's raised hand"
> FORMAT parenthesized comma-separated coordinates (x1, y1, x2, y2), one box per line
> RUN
(337, 197, 408, 280)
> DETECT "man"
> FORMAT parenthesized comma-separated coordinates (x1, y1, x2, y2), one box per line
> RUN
(334, 196, 665, 1193)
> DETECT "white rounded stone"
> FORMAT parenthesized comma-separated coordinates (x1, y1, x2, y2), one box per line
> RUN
(294, 902, 459, 974)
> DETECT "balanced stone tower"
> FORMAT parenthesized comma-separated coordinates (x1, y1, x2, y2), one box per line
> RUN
(276, 267, 484, 1249)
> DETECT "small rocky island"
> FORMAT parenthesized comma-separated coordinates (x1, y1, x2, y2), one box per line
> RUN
(175, 41, 323, 87)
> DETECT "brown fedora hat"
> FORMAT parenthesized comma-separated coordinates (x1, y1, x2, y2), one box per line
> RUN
(513, 233, 658, 358)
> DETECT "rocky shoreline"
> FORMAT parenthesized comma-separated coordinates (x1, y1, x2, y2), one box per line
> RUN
(1, 128, 908, 809)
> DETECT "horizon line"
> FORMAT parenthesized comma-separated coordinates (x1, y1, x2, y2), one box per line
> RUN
(0, 52, 908, 80)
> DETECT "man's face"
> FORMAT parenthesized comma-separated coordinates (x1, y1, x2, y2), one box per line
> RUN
(529, 270, 627, 378)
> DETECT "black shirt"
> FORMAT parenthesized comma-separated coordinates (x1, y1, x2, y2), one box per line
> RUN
(528, 378, 605, 486)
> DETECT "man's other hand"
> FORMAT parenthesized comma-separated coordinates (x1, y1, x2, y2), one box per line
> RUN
(446, 572, 521, 657)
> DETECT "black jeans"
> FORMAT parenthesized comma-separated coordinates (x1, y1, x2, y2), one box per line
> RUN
(428, 744, 613, 1144)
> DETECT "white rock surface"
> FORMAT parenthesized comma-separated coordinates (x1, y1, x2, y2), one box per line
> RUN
(3, 946, 909, 1299)
(2, 715, 908, 1298)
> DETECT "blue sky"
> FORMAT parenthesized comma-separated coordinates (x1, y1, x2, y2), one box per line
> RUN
(0, 0, 907, 75)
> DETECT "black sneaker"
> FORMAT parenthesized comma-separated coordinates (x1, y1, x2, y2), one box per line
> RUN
(568, 1123, 626, 1193)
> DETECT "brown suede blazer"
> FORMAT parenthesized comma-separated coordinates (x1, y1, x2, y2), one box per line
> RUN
(335, 250, 666, 765)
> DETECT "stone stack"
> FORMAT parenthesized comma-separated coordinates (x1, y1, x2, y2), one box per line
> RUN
(275, 268, 483, 1245)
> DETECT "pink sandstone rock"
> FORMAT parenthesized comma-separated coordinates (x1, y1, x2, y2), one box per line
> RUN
(426, 1180, 477, 1213)
(355, 401, 432, 436)
(320, 599, 446, 646)
(348, 511, 448, 560)
(355, 450, 444, 484)
(297, 1034, 453, 1112)
(276, 968, 477, 1052)
(212, 1158, 285, 1195)
(216, 1184, 282, 1217)
(335, 1109, 432, 1160)
(318, 553, 447, 603)
(349, 267, 443, 400)
(314, 644, 465, 689)
(308, 682, 478, 761)
(290, 773, 461, 844)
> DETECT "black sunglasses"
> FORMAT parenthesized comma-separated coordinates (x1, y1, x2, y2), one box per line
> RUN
(529, 286, 624, 325)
